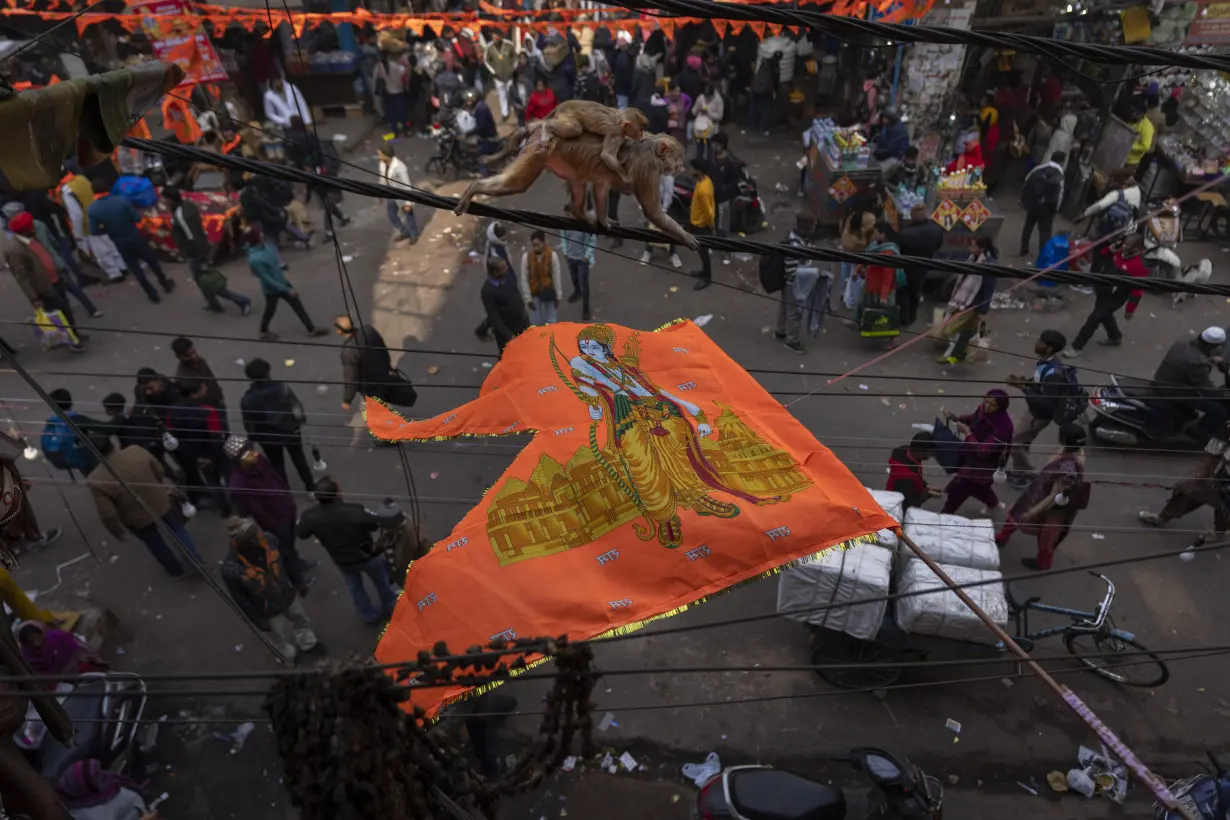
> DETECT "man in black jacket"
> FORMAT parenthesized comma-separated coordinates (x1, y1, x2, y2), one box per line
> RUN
(612, 37, 633, 109)
(334, 316, 392, 410)
(896, 203, 945, 327)
(239, 357, 314, 490)
(285, 116, 350, 230)
(480, 256, 530, 355)
(1004, 329, 1072, 487)
(296, 476, 400, 624)
(163, 187, 252, 314)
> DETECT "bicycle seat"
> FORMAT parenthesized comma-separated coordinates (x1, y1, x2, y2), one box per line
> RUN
(729, 769, 846, 820)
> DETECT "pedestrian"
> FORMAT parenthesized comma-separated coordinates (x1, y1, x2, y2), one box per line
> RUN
(224, 436, 314, 591)
(171, 337, 226, 418)
(773, 229, 810, 354)
(691, 83, 723, 162)
(849, 219, 903, 348)
(59, 170, 127, 283)
(296, 476, 400, 625)
(940, 389, 1014, 515)
(377, 145, 419, 243)
(839, 186, 880, 293)
(263, 76, 312, 128)
(86, 180, 175, 303)
(887, 431, 940, 512)
(86, 435, 202, 578)
(168, 378, 231, 516)
(162, 186, 251, 315)
(335, 316, 395, 410)
(939, 234, 999, 364)
(483, 30, 517, 120)
(3, 201, 102, 319)
(711, 134, 739, 255)
(481, 256, 530, 355)
(748, 51, 779, 135)
(54, 758, 151, 819)
(525, 78, 558, 121)
(896, 203, 944, 327)
(871, 109, 909, 162)
(687, 157, 716, 290)
(40, 388, 103, 476)
(373, 47, 411, 135)
(221, 516, 323, 663)
(558, 217, 594, 321)
(518, 228, 561, 326)
(3, 212, 87, 352)
(1139, 420, 1230, 543)
(1004, 329, 1076, 488)
(612, 34, 633, 110)
(638, 164, 683, 270)
(239, 358, 315, 490)
(1062, 233, 1147, 358)
(995, 422, 1090, 570)
(1079, 169, 1141, 265)
(242, 226, 328, 341)
(284, 116, 350, 231)
(1019, 151, 1066, 259)
(1144, 327, 1229, 441)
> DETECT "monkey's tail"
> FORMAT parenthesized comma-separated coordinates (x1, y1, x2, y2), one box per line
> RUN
(483, 127, 528, 167)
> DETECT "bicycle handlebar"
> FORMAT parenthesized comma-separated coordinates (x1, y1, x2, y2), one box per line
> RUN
(1089, 572, 1116, 629)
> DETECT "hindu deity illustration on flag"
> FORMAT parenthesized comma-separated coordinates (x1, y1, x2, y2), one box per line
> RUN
(366, 320, 895, 714)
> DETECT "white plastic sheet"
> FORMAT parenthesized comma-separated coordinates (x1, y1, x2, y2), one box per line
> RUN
(901, 506, 1000, 570)
(895, 559, 1009, 645)
(866, 488, 903, 550)
(777, 542, 894, 641)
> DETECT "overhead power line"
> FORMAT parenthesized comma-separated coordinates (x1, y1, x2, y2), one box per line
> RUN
(610, 0, 1230, 72)
(122, 137, 1230, 298)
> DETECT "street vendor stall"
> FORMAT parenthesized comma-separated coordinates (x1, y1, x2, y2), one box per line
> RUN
(804, 120, 884, 229)
(929, 170, 1003, 258)
(138, 186, 241, 263)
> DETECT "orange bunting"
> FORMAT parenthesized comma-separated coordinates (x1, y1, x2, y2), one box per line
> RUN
(367, 320, 895, 716)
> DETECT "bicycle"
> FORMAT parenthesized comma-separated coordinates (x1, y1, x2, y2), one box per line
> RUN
(809, 571, 1170, 689)
(1005, 571, 1170, 688)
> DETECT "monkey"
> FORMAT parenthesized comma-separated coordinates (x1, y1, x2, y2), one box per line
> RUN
(537, 101, 649, 185)
(453, 124, 698, 251)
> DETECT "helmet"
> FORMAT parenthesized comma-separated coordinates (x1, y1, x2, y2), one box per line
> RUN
(459, 88, 479, 107)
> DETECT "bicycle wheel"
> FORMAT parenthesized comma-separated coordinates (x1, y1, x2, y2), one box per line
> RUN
(1064, 631, 1170, 687)
(810, 629, 903, 690)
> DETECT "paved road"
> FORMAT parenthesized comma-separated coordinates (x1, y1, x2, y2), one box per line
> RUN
(3, 118, 1227, 818)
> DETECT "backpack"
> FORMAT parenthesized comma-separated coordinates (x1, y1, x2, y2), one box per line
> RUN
(1024, 165, 1063, 212)
(40, 414, 93, 472)
(266, 384, 306, 435)
(1096, 190, 1136, 239)
(1039, 362, 1089, 424)
(759, 254, 787, 293)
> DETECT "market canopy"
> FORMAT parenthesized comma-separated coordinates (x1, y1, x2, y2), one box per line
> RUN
(366, 320, 896, 714)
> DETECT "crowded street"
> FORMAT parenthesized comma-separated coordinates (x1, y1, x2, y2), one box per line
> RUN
(1, 119, 1228, 817)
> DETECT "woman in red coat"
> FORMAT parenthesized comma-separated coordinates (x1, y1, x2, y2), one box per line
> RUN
(525, 78, 558, 122)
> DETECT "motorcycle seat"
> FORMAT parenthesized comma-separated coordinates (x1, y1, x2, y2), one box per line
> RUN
(729, 769, 847, 820)
(1118, 386, 1156, 409)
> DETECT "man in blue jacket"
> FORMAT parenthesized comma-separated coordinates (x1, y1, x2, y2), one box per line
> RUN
(872, 109, 909, 162)
(87, 179, 175, 303)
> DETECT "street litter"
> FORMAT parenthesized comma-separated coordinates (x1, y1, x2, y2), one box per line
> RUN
(945, 718, 961, 734)
(682, 752, 721, 787)
(427, 366, 441, 375)
(1047, 771, 1068, 792)
(316, 385, 328, 394)
(670, 286, 679, 293)
(600, 752, 617, 774)
(216, 721, 255, 754)
(430, 472, 439, 479)
(597, 712, 618, 731)
(481, 362, 493, 368)
(1091, 533, 1106, 540)
(561, 756, 577, 773)
(284, 359, 294, 367)
(1066, 745, 1128, 803)
(1017, 782, 1039, 795)
(342, 255, 354, 263)
(694, 314, 713, 327)
(619, 752, 638, 771)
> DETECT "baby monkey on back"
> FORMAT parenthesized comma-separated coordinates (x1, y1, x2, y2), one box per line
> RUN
(537, 101, 649, 184)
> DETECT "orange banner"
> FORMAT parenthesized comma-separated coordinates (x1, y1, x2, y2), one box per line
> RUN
(367, 320, 894, 715)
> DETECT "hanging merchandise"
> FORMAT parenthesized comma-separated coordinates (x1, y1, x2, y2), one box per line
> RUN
(897, 1, 976, 130)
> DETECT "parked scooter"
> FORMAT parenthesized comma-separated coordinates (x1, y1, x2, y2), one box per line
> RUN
(1087, 375, 1216, 448)
(16, 672, 153, 782)
(1153, 751, 1230, 819)
(694, 748, 942, 819)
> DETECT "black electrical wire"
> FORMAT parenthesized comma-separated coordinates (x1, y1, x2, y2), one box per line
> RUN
(0, 0, 112, 66)
(0, 346, 292, 664)
(606, 0, 1230, 72)
(121, 136, 1230, 299)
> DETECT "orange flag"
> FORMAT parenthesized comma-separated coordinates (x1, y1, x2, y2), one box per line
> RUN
(711, 19, 728, 37)
(368, 320, 895, 715)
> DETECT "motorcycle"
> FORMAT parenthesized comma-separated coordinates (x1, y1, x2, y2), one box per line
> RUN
(694, 748, 942, 820)
(1087, 374, 1211, 447)
(670, 159, 766, 236)
(1154, 752, 1230, 819)
(425, 91, 484, 181)
(17, 672, 154, 782)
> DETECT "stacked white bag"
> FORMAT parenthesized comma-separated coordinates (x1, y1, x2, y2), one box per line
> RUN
(776, 542, 894, 641)
(866, 488, 903, 550)
(900, 507, 1000, 570)
(895, 559, 1009, 645)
